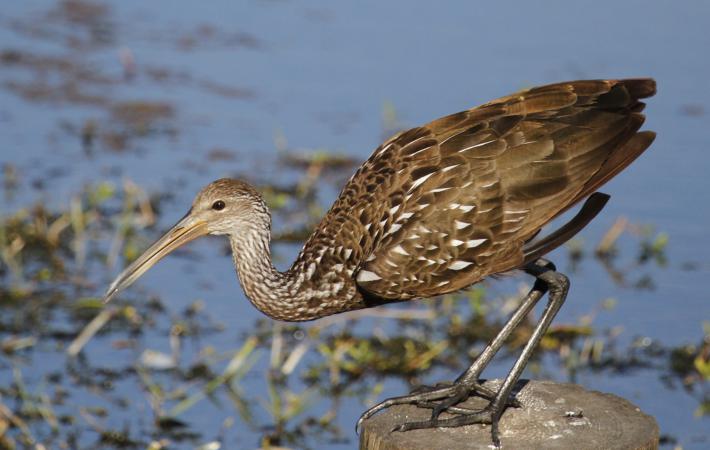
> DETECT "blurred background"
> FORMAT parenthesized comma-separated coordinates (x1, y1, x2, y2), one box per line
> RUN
(0, 1, 708, 449)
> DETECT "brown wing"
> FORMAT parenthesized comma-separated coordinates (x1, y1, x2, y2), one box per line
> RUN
(346, 79, 656, 299)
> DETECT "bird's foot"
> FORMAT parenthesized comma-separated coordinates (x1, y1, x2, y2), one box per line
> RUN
(410, 381, 520, 410)
(356, 379, 518, 447)
(393, 403, 505, 448)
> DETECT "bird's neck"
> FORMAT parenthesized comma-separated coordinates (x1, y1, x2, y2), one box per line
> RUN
(228, 226, 357, 321)
(227, 226, 291, 320)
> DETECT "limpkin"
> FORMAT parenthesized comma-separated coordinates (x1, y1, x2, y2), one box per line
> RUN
(105, 79, 656, 446)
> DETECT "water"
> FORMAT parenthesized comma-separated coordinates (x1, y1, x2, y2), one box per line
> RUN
(1, 1, 709, 449)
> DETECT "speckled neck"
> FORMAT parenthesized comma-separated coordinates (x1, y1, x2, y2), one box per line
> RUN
(227, 225, 297, 320)
(228, 222, 364, 322)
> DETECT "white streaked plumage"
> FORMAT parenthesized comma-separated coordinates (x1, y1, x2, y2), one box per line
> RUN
(449, 260, 474, 270)
(467, 238, 487, 247)
(356, 270, 381, 282)
(392, 245, 409, 255)
(409, 172, 434, 192)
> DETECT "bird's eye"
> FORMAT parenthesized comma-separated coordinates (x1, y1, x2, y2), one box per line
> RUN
(212, 200, 226, 211)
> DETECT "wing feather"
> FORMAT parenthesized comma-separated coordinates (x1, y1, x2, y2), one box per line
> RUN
(296, 79, 656, 300)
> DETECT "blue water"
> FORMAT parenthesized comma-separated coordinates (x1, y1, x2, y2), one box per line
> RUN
(1, 1, 709, 448)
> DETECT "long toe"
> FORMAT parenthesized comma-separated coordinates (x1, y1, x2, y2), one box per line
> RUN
(357, 383, 463, 430)
(392, 408, 493, 432)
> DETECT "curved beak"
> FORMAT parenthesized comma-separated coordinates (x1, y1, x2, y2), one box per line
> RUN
(103, 212, 208, 303)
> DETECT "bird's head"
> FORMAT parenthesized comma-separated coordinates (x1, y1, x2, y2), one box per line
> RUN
(103, 178, 269, 303)
(190, 178, 270, 236)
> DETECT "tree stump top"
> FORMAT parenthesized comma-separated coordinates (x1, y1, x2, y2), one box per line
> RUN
(359, 380, 658, 450)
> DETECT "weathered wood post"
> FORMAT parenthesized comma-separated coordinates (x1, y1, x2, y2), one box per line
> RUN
(359, 380, 659, 450)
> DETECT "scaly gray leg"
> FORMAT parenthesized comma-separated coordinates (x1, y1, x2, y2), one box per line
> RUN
(389, 260, 569, 448)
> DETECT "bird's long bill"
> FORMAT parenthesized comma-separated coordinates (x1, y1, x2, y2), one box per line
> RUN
(103, 213, 208, 303)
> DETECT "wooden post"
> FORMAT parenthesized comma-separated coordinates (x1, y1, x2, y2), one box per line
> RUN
(359, 380, 659, 450)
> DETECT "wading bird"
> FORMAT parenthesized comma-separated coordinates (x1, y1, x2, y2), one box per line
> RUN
(104, 79, 656, 447)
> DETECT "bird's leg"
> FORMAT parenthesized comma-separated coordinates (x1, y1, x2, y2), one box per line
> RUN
(391, 259, 570, 448)
(356, 259, 552, 431)
(404, 273, 551, 414)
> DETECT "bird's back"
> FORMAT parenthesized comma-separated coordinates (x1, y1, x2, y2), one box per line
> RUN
(294, 79, 656, 302)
